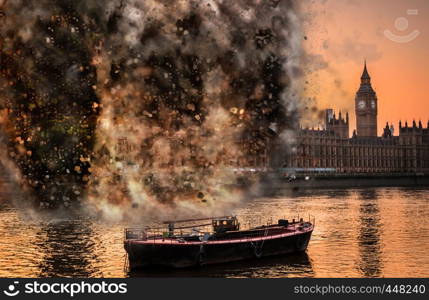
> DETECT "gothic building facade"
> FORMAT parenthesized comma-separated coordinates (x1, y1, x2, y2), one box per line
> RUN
(281, 63, 429, 175)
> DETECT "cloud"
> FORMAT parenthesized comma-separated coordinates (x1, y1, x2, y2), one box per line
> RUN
(323, 38, 383, 63)
(302, 53, 329, 72)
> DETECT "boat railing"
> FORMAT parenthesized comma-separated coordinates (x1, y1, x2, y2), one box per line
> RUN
(242, 214, 315, 230)
(124, 228, 148, 240)
(125, 226, 213, 242)
(124, 215, 315, 242)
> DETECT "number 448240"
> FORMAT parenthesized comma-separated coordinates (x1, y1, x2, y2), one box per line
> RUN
(385, 284, 426, 294)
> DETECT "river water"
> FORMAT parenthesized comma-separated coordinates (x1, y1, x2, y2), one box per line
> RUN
(0, 181, 428, 278)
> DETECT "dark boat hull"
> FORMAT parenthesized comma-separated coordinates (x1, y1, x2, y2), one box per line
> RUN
(125, 230, 313, 269)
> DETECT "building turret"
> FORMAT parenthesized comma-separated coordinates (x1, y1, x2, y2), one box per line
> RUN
(382, 122, 392, 138)
(325, 109, 349, 139)
(361, 61, 371, 85)
(355, 61, 378, 137)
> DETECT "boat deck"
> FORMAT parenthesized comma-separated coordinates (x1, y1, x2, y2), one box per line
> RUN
(126, 223, 314, 246)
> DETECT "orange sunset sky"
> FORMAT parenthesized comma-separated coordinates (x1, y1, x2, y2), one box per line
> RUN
(301, 0, 429, 136)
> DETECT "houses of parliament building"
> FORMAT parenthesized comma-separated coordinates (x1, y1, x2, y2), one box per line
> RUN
(282, 63, 429, 175)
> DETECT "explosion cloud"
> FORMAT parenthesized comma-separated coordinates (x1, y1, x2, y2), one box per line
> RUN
(0, 0, 303, 221)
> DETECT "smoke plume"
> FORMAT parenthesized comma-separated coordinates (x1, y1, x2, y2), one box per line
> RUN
(0, 0, 303, 221)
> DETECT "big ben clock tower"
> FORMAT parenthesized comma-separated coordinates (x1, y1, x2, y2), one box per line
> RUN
(355, 62, 378, 137)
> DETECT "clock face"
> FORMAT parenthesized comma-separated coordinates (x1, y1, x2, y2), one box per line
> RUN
(358, 101, 366, 109)
(371, 100, 376, 109)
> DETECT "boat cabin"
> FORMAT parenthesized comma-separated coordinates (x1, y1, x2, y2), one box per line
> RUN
(212, 216, 240, 234)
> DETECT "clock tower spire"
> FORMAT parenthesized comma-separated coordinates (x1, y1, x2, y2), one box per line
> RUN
(355, 61, 378, 137)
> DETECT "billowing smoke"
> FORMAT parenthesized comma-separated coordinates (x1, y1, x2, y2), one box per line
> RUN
(0, 0, 101, 209)
(0, 0, 303, 221)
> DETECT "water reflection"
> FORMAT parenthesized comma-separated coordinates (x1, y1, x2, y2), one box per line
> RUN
(129, 252, 314, 278)
(292, 189, 352, 200)
(34, 221, 101, 277)
(357, 189, 382, 277)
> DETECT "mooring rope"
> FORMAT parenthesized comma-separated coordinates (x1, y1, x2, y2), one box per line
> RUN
(123, 253, 129, 273)
(198, 243, 206, 265)
(250, 228, 269, 258)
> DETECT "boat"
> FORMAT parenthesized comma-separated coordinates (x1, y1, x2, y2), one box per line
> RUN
(124, 215, 314, 269)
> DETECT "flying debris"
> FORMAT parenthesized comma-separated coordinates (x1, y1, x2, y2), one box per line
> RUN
(0, 0, 303, 220)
